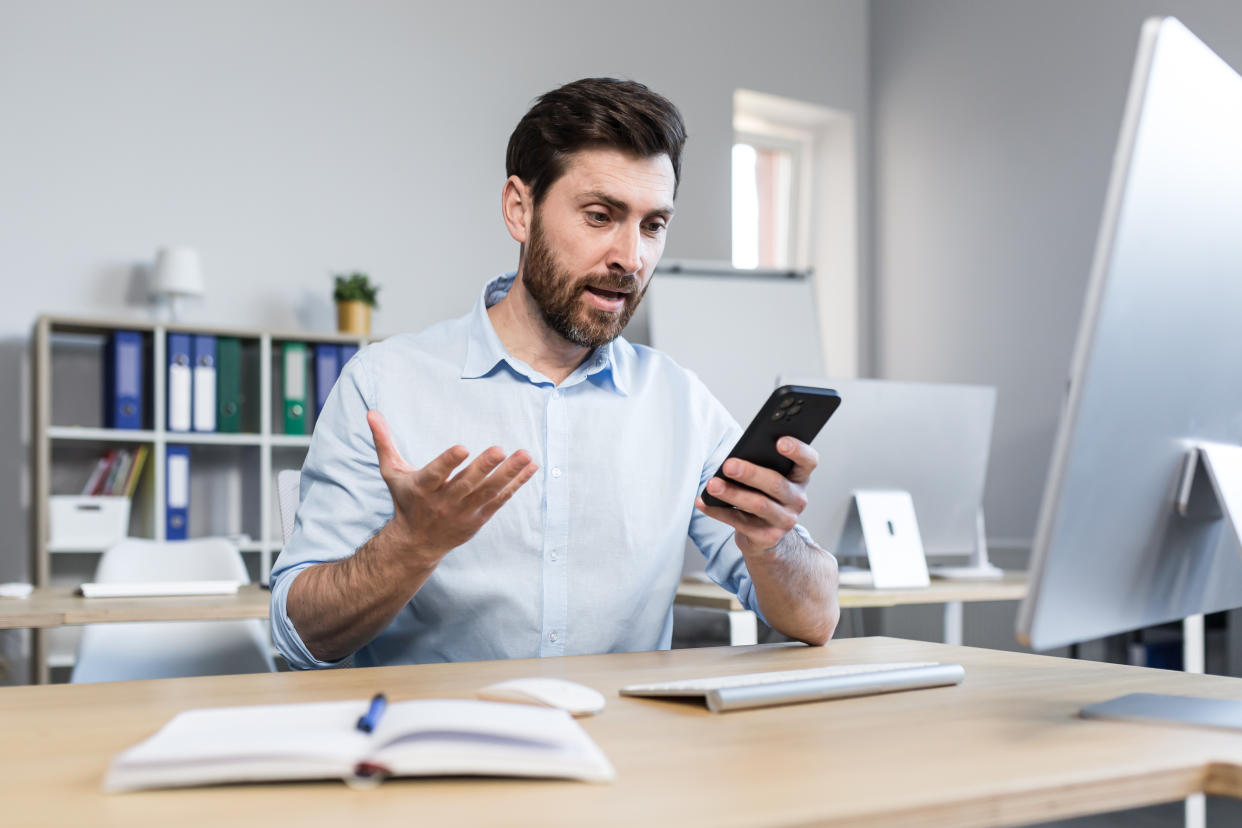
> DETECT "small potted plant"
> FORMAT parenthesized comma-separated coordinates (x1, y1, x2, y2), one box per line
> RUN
(334, 271, 380, 335)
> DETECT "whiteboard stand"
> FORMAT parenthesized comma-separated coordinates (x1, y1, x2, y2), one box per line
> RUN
(836, 490, 930, 589)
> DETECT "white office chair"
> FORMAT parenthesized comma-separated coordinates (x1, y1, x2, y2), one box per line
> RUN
(70, 537, 276, 683)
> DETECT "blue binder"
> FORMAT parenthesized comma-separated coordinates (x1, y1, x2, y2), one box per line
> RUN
(167, 333, 193, 432)
(192, 335, 217, 432)
(338, 343, 359, 366)
(166, 444, 190, 541)
(313, 343, 341, 418)
(104, 331, 144, 429)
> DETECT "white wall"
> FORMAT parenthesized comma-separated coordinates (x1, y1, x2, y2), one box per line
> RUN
(0, 0, 870, 589)
(870, 0, 1242, 549)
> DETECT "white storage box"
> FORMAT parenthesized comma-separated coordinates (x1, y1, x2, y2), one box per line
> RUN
(49, 496, 131, 551)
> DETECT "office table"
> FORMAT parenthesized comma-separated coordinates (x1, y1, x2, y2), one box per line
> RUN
(6, 636, 1242, 827)
(676, 572, 1028, 645)
(0, 584, 272, 629)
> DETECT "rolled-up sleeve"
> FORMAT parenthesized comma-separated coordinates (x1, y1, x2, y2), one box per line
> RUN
(269, 351, 391, 669)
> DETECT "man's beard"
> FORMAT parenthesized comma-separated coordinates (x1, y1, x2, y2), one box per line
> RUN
(521, 214, 648, 349)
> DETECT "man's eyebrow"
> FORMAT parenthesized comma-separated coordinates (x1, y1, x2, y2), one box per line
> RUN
(581, 190, 674, 217)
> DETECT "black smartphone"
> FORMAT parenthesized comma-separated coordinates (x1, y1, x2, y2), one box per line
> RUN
(701, 385, 842, 509)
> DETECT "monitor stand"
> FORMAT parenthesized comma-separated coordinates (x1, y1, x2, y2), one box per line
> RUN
(836, 490, 930, 589)
(1081, 441, 1242, 730)
(927, 509, 1005, 580)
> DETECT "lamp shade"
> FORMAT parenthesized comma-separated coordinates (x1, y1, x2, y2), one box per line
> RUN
(151, 247, 204, 297)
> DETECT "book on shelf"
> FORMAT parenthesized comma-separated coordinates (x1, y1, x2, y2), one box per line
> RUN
(313, 343, 340, 418)
(282, 342, 308, 434)
(166, 445, 190, 540)
(103, 330, 145, 429)
(104, 697, 615, 793)
(123, 445, 149, 497)
(167, 333, 193, 432)
(82, 446, 149, 497)
(216, 337, 244, 433)
(82, 451, 114, 496)
(105, 451, 131, 495)
(192, 334, 217, 432)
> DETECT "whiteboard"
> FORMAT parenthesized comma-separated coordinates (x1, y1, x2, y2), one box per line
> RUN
(647, 270, 825, 426)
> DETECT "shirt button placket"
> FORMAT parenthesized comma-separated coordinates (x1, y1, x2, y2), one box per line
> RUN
(541, 386, 568, 657)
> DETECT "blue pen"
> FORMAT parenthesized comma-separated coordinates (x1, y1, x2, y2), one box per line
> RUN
(356, 693, 387, 733)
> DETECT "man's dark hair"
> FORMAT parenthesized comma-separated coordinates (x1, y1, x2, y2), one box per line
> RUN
(506, 77, 687, 205)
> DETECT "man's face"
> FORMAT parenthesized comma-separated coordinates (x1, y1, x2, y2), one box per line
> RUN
(520, 148, 676, 349)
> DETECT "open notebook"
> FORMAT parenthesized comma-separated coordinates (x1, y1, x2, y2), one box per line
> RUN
(105, 698, 614, 792)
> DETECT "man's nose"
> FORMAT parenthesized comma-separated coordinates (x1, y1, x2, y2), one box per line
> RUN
(608, 223, 643, 275)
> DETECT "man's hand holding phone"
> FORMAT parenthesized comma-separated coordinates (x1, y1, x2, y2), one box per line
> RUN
(695, 436, 819, 555)
(696, 385, 839, 555)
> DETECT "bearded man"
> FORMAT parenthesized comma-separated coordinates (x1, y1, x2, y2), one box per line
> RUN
(271, 78, 840, 669)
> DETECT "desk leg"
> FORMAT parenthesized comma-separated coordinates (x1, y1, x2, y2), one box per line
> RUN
(1183, 614, 1205, 828)
(943, 601, 963, 647)
(728, 610, 758, 646)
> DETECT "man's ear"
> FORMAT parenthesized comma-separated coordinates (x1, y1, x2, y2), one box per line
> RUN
(501, 176, 533, 244)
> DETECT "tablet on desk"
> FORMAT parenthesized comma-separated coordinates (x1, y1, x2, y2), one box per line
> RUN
(78, 581, 242, 598)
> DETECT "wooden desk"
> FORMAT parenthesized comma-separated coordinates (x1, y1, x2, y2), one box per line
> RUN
(0, 584, 271, 630)
(6, 636, 1242, 827)
(675, 572, 1028, 611)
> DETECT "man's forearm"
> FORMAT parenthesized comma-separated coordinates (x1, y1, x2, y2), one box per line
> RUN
(286, 519, 437, 662)
(744, 531, 840, 646)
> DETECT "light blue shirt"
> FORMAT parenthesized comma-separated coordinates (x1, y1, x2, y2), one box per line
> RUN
(270, 273, 791, 669)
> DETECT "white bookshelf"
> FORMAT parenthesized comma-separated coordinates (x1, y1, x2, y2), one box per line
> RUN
(30, 314, 374, 681)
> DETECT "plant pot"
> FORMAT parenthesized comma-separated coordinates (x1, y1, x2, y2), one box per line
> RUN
(336, 300, 372, 335)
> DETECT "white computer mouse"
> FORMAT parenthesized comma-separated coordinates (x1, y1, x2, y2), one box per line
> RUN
(477, 677, 606, 716)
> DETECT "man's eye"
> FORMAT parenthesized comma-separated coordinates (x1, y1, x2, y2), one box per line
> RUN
(644, 221, 667, 234)
(586, 211, 609, 224)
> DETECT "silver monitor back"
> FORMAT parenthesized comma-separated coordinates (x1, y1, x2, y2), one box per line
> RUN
(781, 376, 995, 559)
(1017, 17, 1242, 651)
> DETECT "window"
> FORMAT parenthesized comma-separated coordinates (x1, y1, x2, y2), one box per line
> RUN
(731, 137, 798, 270)
(731, 89, 860, 376)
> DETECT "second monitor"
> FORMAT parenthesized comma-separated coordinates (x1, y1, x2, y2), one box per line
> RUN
(782, 376, 998, 580)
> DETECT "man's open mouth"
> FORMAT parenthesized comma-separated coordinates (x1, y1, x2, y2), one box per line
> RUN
(585, 286, 629, 301)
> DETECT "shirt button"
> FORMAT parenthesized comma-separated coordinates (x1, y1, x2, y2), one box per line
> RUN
(550, 551, 558, 562)
(551, 467, 562, 478)
(549, 631, 559, 643)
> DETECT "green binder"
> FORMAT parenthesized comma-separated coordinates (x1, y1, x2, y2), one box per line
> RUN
(216, 337, 243, 433)
(282, 342, 308, 435)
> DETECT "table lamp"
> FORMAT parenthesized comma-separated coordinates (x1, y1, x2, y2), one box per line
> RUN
(151, 247, 204, 322)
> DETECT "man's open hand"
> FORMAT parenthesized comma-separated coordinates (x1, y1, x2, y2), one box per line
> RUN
(367, 410, 538, 570)
(694, 436, 818, 556)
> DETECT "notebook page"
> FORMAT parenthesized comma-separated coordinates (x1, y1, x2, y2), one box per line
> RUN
(372, 700, 615, 782)
(112, 700, 372, 771)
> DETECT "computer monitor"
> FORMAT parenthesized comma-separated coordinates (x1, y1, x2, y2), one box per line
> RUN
(780, 376, 997, 575)
(1016, 13, 1242, 689)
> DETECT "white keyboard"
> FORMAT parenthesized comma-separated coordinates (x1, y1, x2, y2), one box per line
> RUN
(78, 580, 241, 598)
(620, 661, 965, 713)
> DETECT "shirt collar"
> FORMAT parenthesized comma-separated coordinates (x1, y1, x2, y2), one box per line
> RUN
(460, 273, 630, 396)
